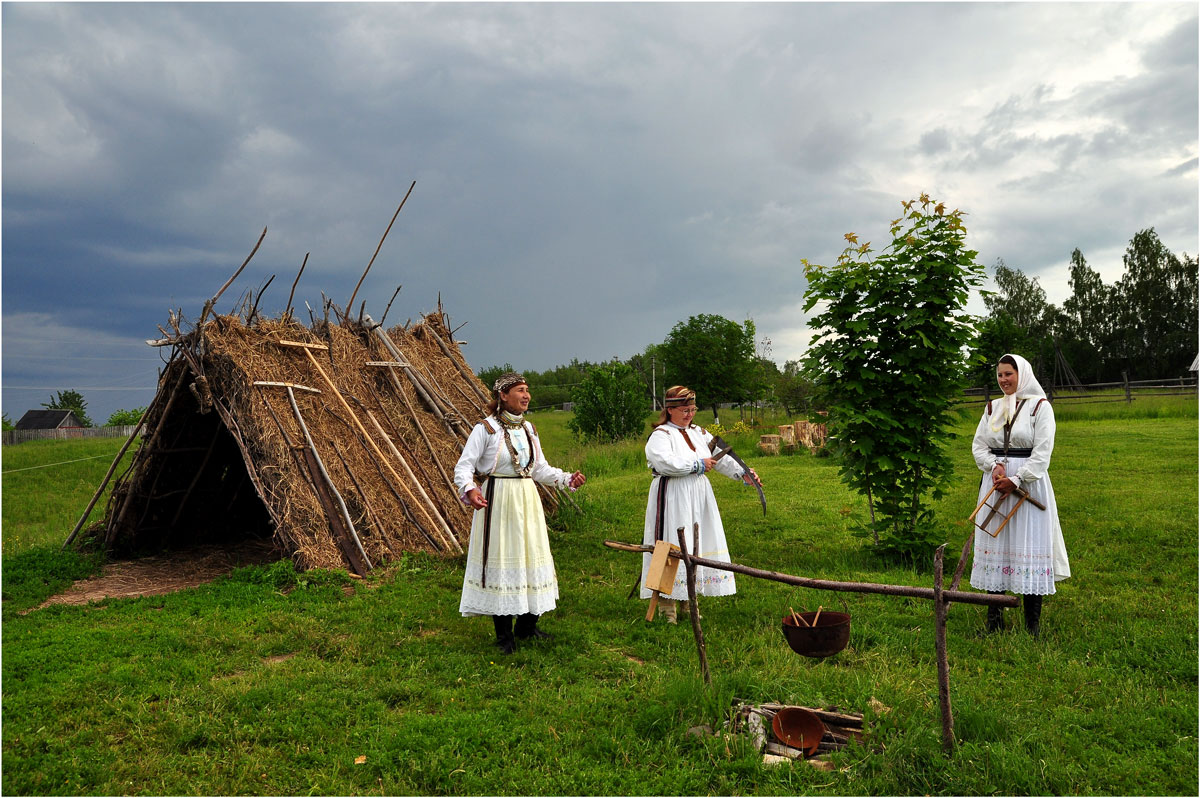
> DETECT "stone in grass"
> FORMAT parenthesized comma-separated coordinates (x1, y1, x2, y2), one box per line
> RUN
(687, 724, 713, 738)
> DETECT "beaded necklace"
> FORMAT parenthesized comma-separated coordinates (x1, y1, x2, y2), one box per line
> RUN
(497, 410, 534, 477)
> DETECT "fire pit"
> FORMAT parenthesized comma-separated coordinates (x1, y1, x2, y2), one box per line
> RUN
(781, 610, 851, 658)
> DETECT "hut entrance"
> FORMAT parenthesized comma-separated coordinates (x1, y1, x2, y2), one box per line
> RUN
(106, 363, 273, 557)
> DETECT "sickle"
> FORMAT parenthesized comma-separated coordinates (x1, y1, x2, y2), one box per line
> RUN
(709, 434, 766, 515)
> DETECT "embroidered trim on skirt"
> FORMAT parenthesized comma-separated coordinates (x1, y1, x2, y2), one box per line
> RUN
(969, 455, 1070, 595)
(640, 472, 737, 600)
(459, 478, 558, 617)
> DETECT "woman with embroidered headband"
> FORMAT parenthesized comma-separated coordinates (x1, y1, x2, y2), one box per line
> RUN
(454, 372, 586, 654)
(639, 385, 762, 623)
(970, 353, 1070, 636)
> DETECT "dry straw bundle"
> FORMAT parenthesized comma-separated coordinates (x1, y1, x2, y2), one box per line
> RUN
(69, 210, 562, 573)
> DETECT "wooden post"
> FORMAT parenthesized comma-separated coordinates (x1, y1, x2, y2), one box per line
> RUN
(676, 524, 711, 685)
(1123, 370, 1131, 403)
(934, 544, 955, 753)
(950, 529, 974, 592)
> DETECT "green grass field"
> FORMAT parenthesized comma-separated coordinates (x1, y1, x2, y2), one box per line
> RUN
(2, 396, 1197, 795)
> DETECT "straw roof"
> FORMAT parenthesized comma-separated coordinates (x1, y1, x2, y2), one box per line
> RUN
(76, 305, 561, 573)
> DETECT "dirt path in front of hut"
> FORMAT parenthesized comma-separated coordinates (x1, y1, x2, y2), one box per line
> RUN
(28, 540, 280, 612)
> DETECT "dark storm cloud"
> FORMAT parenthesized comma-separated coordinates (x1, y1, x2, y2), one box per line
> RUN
(3, 2, 1196, 423)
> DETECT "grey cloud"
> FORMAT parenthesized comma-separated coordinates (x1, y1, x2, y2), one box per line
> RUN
(920, 128, 952, 156)
(3, 2, 1196, 422)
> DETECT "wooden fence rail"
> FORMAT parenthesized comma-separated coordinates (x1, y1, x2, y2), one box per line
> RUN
(2, 425, 139, 446)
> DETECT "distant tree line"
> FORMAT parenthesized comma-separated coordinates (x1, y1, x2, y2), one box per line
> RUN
(479, 312, 824, 442)
(971, 228, 1197, 386)
(477, 226, 1195, 443)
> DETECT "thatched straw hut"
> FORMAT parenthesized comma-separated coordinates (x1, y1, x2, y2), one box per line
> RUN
(67, 222, 563, 573)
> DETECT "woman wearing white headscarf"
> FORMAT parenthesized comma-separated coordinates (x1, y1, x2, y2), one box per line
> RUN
(969, 353, 1070, 636)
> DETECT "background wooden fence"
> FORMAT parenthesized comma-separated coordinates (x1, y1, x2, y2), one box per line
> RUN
(958, 373, 1198, 407)
(2, 425, 139, 446)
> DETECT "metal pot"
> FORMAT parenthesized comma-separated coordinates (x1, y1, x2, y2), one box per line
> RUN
(781, 611, 851, 658)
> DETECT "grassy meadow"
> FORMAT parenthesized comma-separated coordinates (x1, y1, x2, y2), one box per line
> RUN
(2, 395, 1197, 795)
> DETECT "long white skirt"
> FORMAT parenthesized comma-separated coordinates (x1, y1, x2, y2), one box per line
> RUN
(640, 473, 736, 600)
(969, 456, 1070, 595)
(459, 478, 558, 617)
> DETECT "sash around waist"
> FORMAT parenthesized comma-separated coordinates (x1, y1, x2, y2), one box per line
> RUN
(989, 447, 1033, 458)
(476, 473, 531, 481)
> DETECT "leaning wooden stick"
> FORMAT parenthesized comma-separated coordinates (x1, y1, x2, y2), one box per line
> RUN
(346, 181, 416, 316)
(284, 253, 309, 321)
(256, 381, 371, 574)
(277, 339, 463, 554)
(200, 227, 267, 325)
(357, 402, 461, 553)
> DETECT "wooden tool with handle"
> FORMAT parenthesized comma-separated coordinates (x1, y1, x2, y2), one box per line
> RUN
(644, 539, 682, 620)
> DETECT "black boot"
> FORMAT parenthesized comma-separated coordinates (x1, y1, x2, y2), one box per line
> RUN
(1023, 595, 1043, 637)
(492, 615, 515, 654)
(986, 591, 1005, 634)
(515, 612, 552, 641)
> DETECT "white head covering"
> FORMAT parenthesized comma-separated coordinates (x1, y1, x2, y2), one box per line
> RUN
(989, 352, 1046, 432)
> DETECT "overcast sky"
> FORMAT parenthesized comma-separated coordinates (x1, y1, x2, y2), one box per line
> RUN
(3, 2, 1197, 424)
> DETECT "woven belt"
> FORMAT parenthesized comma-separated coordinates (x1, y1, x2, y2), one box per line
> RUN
(990, 447, 1033, 458)
(477, 473, 530, 589)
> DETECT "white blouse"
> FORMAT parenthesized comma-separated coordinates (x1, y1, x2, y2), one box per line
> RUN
(971, 399, 1056, 488)
(646, 422, 745, 481)
(453, 416, 572, 500)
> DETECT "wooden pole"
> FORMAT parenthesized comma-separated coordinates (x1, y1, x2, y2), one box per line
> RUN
(346, 182, 415, 316)
(603, 541, 1019, 608)
(364, 380, 457, 502)
(934, 544, 955, 753)
(106, 365, 193, 546)
(364, 314, 467, 442)
(286, 386, 372, 573)
(950, 529, 974, 592)
(423, 316, 490, 404)
(278, 339, 463, 554)
(677, 524, 711, 685)
(330, 439, 398, 558)
(357, 402, 462, 553)
(285, 253, 309, 321)
(64, 413, 149, 549)
(200, 227, 267, 325)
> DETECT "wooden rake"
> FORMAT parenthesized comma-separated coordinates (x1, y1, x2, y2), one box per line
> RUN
(967, 483, 1047, 538)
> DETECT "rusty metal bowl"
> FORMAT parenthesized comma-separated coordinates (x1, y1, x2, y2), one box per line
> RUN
(771, 707, 826, 755)
(781, 611, 851, 658)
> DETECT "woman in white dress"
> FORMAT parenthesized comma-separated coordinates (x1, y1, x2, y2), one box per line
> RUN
(969, 353, 1070, 636)
(640, 385, 761, 623)
(455, 372, 586, 654)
